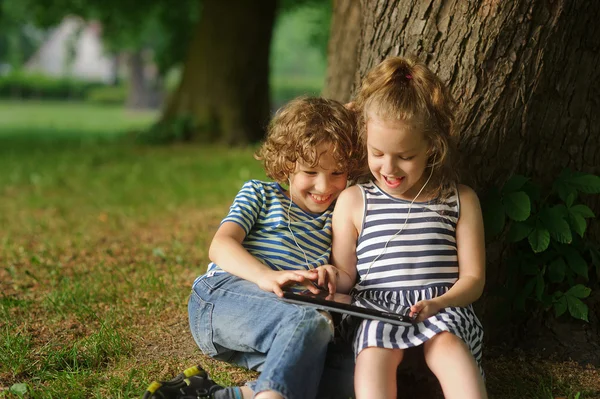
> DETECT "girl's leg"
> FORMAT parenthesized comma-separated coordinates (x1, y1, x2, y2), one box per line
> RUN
(354, 347, 403, 399)
(423, 332, 487, 399)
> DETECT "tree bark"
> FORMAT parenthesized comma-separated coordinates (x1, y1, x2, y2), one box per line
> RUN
(162, 0, 277, 144)
(322, 0, 362, 103)
(328, 0, 600, 363)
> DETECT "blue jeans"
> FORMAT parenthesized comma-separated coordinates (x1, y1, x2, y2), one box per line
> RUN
(188, 273, 338, 399)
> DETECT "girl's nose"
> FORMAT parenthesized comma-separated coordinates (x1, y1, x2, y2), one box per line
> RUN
(381, 156, 396, 175)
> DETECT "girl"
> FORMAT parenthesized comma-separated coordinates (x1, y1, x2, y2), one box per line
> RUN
(144, 97, 362, 399)
(332, 57, 488, 398)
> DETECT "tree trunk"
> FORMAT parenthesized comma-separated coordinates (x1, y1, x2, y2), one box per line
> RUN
(328, 0, 600, 364)
(126, 50, 150, 109)
(162, 0, 277, 144)
(322, 0, 361, 103)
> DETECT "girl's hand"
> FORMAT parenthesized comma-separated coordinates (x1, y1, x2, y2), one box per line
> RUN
(256, 269, 320, 297)
(311, 264, 339, 294)
(410, 299, 445, 322)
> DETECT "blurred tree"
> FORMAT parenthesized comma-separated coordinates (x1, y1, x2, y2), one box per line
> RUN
(0, 0, 198, 107)
(322, 0, 360, 102)
(0, 0, 329, 142)
(0, 0, 44, 71)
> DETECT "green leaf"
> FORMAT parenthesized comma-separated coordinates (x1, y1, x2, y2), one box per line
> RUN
(568, 173, 600, 194)
(565, 191, 577, 207)
(567, 212, 587, 238)
(566, 284, 591, 299)
(528, 227, 550, 253)
(482, 192, 505, 237)
(503, 191, 531, 221)
(564, 248, 588, 280)
(547, 258, 566, 283)
(534, 274, 545, 301)
(554, 180, 577, 203)
(553, 295, 567, 317)
(9, 383, 28, 395)
(539, 206, 572, 244)
(566, 296, 589, 322)
(507, 222, 533, 242)
(502, 175, 529, 194)
(570, 204, 595, 219)
(522, 181, 541, 202)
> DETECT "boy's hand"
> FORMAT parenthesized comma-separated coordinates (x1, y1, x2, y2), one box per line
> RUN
(311, 265, 339, 294)
(410, 299, 444, 322)
(256, 269, 320, 297)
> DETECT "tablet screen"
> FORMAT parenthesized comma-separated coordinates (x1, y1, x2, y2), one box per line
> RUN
(281, 290, 416, 326)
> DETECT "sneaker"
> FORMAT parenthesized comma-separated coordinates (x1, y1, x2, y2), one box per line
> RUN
(143, 365, 224, 399)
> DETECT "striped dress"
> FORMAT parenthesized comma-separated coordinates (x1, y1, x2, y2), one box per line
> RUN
(349, 181, 484, 376)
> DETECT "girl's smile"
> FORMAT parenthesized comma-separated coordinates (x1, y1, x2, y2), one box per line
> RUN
(382, 175, 405, 189)
(366, 116, 430, 200)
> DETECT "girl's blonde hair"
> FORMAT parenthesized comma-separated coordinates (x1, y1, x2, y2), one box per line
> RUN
(354, 56, 459, 199)
(255, 96, 364, 183)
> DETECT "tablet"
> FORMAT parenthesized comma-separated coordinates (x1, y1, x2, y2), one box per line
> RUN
(281, 290, 416, 326)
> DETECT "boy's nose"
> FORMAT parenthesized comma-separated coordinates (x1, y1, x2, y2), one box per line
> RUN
(314, 175, 330, 192)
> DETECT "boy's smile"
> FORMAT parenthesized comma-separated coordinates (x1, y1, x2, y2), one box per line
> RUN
(287, 142, 348, 214)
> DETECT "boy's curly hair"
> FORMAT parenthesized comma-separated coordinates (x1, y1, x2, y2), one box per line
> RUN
(255, 96, 365, 183)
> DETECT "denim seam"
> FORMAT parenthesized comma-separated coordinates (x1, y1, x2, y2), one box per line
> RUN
(254, 307, 310, 399)
(190, 290, 218, 355)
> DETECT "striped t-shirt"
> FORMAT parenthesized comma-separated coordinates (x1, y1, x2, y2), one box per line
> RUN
(205, 180, 333, 276)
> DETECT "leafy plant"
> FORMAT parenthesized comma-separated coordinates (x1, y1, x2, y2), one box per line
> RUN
(482, 169, 600, 321)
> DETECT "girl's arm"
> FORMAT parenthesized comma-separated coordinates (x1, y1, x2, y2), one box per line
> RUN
(411, 185, 486, 319)
(209, 222, 319, 297)
(330, 186, 363, 294)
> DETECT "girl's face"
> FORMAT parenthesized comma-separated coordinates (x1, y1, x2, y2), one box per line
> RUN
(287, 142, 348, 214)
(366, 116, 431, 200)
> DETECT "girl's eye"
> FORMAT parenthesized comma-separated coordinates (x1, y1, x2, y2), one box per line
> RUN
(303, 171, 317, 175)
(399, 156, 414, 161)
(371, 152, 383, 158)
(332, 171, 345, 176)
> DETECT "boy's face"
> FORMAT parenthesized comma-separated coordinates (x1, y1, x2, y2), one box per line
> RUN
(287, 142, 348, 214)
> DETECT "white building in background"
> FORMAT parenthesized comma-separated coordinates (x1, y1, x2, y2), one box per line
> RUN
(25, 16, 115, 83)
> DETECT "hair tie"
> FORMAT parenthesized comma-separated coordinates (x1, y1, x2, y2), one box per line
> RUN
(405, 74, 412, 80)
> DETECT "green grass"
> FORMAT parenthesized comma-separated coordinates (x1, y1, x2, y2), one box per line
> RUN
(0, 101, 598, 398)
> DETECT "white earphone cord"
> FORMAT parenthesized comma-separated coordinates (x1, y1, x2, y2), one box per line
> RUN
(287, 179, 311, 269)
(360, 164, 435, 283)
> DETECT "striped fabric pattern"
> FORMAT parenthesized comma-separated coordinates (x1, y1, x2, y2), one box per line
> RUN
(204, 180, 332, 276)
(349, 181, 484, 376)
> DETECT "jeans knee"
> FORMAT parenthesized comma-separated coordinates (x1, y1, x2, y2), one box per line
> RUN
(304, 308, 334, 344)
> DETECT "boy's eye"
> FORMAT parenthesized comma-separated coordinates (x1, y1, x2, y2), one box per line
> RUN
(303, 171, 317, 175)
(332, 171, 345, 176)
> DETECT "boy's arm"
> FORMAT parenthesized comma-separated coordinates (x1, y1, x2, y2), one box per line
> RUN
(330, 186, 362, 294)
(209, 221, 319, 297)
(411, 185, 486, 319)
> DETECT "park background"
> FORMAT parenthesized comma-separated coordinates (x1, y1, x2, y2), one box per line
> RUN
(1, 0, 599, 398)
